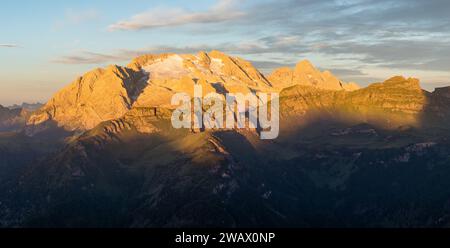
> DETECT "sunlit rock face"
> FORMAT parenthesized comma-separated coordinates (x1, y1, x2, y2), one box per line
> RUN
(268, 60, 360, 91)
(27, 65, 147, 131)
(279, 76, 428, 128)
(27, 51, 276, 132)
(27, 51, 368, 134)
(130, 51, 274, 108)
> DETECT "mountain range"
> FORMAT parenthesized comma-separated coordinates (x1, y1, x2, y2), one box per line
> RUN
(1, 51, 450, 227)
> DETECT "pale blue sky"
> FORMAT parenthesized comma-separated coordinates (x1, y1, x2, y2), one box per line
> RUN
(1, 0, 450, 105)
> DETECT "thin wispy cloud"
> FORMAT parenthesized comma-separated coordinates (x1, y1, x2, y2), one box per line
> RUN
(52, 51, 124, 64)
(108, 0, 245, 31)
(51, 38, 300, 65)
(52, 46, 213, 64)
(0, 44, 19, 48)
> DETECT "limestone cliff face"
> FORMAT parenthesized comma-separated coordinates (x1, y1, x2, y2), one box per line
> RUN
(27, 65, 147, 131)
(27, 51, 274, 131)
(128, 51, 271, 89)
(345, 76, 426, 114)
(280, 76, 428, 128)
(129, 51, 273, 108)
(268, 60, 360, 91)
(85, 107, 173, 143)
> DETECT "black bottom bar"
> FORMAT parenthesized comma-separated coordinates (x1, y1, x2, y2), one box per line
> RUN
(1, 229, 448, 247)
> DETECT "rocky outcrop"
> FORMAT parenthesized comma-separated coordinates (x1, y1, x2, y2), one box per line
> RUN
(268, 60, 360, 91)
(27, 65, 148, 131)
(111, 107, 172, 135)
(280, 76, 428, 128)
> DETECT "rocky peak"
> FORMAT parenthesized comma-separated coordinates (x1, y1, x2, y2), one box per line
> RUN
(27, 51, 274, 132)
(27, 64, 147, 131)
(208, 50, 272, 88)
(130, 51, 274, 108)
(268, 60, 360, 91)
(295, 60, 316, 73)
(129, 51, 271, 88)
(381, 76, 421, 90)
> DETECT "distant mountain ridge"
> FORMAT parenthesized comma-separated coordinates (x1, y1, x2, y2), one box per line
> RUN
(8, 103, 43, 111)
(0, 105, 33, 132)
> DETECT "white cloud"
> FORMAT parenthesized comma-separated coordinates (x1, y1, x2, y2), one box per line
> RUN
(52, 46, 213, 64)
(52, 51, 124, 64)
(0, 44, 18, 48)
(108, 0, 245, 31)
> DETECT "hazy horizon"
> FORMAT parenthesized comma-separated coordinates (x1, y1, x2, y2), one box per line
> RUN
(1, 0, 450, 105)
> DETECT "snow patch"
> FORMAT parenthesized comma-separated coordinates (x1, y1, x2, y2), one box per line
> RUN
(142, 55, 190, 80)
(210, 58, 224, 75)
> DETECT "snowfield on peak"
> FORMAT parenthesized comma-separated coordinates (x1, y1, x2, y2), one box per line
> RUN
(142, 55, 190, 80)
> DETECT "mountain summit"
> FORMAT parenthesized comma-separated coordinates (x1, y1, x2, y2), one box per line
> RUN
(27, 51, 358, 132)
(268, 60, 360, 91)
